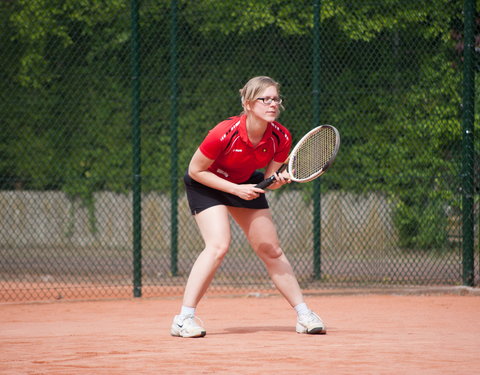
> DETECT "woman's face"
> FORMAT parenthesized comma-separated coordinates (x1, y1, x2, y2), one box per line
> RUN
(247, 85, 281, 123)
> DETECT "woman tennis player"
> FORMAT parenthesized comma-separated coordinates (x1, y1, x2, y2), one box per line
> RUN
(171, 76, 326, 338)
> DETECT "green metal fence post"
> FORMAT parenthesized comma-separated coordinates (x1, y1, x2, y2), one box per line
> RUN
(312, 0, 322, 280)
(170, 0, 179, 276)
(130, 0, 142, 297)
(462, 0, 475, 287)
(462, 0, 476, 287)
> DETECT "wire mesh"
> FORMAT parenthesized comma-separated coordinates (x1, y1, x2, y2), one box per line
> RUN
(0, 0, 478, 301)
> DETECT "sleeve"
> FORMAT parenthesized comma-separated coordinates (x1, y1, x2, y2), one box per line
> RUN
(198, 129, 222, 160)
(273, 125, 292, 163)
(198, 120, 230, 160)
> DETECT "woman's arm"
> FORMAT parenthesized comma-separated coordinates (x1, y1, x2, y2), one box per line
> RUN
(188, 148, 264, 200)
(262, 159, 292, 190)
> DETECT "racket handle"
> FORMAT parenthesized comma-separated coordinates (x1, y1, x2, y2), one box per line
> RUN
(255, 164, 287, 189)
(255, 175, 277, 189)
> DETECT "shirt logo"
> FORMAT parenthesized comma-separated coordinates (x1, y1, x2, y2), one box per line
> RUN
(232, 149, 243, 152)
(216, 168, 229, 178)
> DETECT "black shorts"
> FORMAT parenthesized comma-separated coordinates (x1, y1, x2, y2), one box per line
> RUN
(184, 171, 269, 215)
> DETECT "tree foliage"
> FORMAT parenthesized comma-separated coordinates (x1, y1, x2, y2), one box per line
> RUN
(1, 0, 478, 250)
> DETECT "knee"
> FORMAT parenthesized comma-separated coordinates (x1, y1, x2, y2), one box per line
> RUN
(256, 243, 283, 260)
(206, 240, 230, 261)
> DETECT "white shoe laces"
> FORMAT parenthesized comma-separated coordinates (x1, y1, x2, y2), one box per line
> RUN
(300, 311, 323, 324)
(181, 314, 205, 329)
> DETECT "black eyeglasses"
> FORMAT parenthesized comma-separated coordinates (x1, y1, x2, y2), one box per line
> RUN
(256, 97, 283, 105)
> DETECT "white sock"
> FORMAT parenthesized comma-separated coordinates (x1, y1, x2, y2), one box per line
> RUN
(294, 302, 310, 316)
(180, 305, 196, 317)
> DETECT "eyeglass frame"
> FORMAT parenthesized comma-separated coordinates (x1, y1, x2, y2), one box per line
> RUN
(256, 97, 283, 105)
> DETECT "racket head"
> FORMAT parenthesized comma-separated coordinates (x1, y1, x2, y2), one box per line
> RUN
(287, 125, 340, 183)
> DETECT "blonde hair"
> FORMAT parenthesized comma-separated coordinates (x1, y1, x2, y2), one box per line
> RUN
(239, 76, 283, 114)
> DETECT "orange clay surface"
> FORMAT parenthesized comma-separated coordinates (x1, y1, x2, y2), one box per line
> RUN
(1, 291, 479, 375)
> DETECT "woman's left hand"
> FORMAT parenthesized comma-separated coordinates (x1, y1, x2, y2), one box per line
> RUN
(270, 170, 291, 188)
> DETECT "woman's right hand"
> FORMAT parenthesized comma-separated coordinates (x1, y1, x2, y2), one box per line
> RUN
(234, 184, 265, 200)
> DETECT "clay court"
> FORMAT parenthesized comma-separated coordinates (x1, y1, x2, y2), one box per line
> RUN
(1, 288, 479, 375)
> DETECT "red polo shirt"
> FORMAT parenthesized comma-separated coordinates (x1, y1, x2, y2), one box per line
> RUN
(199, 115, 291, 183)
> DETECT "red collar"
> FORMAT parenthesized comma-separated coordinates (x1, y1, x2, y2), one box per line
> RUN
(238, 114, 273, 147)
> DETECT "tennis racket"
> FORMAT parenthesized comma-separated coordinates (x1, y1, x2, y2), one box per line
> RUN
(256, 125, 340, 189)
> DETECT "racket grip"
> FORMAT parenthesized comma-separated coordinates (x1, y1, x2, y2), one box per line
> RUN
(255, 164, 288, 189)
(255, 175, 277, 189)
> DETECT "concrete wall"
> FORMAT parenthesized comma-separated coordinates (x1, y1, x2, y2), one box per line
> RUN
(0, 191, 397, 252)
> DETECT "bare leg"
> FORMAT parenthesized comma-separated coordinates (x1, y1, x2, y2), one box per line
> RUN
(182, 205, 231, 308)
(229, 207, 305, 308)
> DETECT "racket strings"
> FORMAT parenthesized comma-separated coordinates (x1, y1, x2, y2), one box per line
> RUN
(291, 127, 337, 181)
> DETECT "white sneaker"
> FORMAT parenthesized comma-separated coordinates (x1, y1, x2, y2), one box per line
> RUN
(170, 314, 206, 338)
(296, 311, 326, 334)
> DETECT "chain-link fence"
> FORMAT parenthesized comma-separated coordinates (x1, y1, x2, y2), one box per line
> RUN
(1, 0, 478, 302)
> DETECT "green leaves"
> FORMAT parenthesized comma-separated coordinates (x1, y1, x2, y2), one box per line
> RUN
(1, 0, 474, 250)
(9, 0, 127, 87)
(181, 0, 313, 35)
